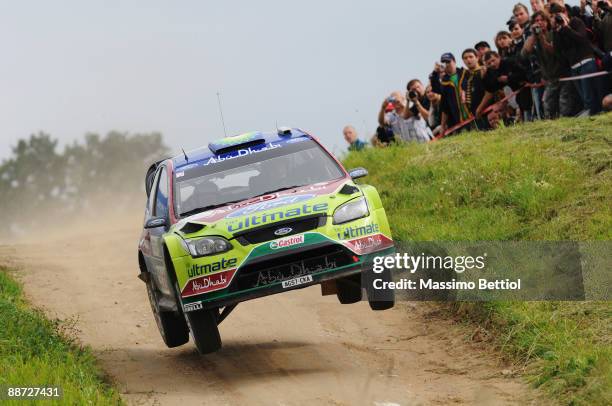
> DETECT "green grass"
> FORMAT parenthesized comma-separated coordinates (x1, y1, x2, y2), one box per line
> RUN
(344, 114, 612, 405)
(0, 267, 122, 405)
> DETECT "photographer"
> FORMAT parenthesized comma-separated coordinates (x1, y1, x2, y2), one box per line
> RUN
(592, 0, 612, 54)
(523, 11, 582, 117)
(377, 92, 404, 144)
(551, 3, 606, 114)
(403, 79, 431, 122)
(378, 91, 432, 143)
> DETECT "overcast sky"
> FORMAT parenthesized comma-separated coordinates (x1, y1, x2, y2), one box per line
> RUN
(0, 0, 522, 160)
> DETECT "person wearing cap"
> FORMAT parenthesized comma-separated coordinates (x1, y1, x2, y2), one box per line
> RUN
(431, 52, 473, 136)
(475, 41, 492, 64)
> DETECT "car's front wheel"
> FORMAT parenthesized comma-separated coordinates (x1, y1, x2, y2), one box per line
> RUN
(146, 277, 190, 348)
(365, 267, 395, 311)
(185, 309, 222, 354)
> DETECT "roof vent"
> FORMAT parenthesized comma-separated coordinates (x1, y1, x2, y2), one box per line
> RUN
(277, 127, 292, 136)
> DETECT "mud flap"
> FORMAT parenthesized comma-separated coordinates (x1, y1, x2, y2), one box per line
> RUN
(320, 280, 337, 296)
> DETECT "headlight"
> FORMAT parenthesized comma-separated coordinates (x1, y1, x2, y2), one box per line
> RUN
(333, 197, 369, 225)
(184, 237, 232, 258)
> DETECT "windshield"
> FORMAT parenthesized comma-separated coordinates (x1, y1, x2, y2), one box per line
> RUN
(174, 139, 344, 217)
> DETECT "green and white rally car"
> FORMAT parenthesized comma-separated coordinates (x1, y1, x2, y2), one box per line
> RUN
(138, 128, 395, 353)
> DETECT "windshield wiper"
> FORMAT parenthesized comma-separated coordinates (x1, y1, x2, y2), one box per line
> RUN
(252, 185, 303, 198)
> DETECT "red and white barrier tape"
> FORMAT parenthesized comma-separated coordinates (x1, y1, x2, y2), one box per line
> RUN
(431, 68, 611, 141)
(559, 70, 610, 82)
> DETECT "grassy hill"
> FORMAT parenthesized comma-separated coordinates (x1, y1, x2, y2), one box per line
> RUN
(344, 115, 610, 241)
(344, 114, 611, 405)
(0, 267, 122, 405)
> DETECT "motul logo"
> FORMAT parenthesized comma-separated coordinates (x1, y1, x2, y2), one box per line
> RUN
(270, 234, 305, 250)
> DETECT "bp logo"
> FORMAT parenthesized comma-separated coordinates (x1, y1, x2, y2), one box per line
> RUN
(226, 194, 314, 219)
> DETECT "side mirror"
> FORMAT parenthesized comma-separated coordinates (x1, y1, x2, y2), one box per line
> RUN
(145, 217, 167, 229)
(348, 167, 368, 180)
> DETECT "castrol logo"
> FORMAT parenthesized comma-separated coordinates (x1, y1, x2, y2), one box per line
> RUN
(269, 234, 305, 250)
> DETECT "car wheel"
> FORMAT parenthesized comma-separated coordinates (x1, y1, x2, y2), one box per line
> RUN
(185, 309, 222, 354)
(336, 273, 362, 304)
(365, 267, 395, 311)
(146, 277, 190, 348)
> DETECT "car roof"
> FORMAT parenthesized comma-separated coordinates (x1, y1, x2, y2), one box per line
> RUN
(170, 128, 313, 169)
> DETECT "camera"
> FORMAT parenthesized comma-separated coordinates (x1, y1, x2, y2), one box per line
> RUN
(408, 91, 418, 100)
(533, 26, 542, 35)
(554, 14, 565, 25)
(599, 1, 610, 12)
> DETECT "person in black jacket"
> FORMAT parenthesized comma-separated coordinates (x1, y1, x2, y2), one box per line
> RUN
(461, 49, 489, 129)
(551, 3, 607, 114)
(476, 51, 529, 119)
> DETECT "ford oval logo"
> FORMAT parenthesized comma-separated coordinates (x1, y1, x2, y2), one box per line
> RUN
(274, 227, 293, 236)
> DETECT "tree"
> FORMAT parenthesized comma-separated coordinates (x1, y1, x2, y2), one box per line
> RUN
(0, 131, 169, 234)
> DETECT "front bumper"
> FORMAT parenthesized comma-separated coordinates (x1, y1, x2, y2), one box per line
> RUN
(181, 244, 395, 310)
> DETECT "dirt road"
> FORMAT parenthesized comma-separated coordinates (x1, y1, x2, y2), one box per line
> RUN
(0, 212, 533, 405)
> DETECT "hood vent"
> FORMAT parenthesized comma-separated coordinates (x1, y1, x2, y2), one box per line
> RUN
(339, 184, 359, 195)
(180, 222, 206, 234)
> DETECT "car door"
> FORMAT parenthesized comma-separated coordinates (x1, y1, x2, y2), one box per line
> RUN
(150, 165, 169, 260)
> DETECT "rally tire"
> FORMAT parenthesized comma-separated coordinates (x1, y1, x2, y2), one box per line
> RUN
(336, 273, 363, 304)
(146, 278, 190, 348)
(186, 309, 222, 354)
(368, 296, 395, 311)
(365, 267, 395, 311)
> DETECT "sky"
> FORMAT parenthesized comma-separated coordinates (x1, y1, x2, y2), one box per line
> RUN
(0, 0, 523, 160)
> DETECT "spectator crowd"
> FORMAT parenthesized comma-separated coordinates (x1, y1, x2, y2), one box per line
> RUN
(345, 0, 612, 151)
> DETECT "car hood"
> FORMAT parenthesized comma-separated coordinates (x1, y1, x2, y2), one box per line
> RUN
(173, 178, 360, 238)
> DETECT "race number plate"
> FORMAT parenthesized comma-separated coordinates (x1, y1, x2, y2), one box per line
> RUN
(282, 275, 313, 289)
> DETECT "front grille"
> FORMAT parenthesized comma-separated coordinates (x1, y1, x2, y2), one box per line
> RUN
(232, 244, 354, 291)
(235, 215, 326, 245)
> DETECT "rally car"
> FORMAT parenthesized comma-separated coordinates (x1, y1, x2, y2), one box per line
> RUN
(138, 128, 395, 354)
